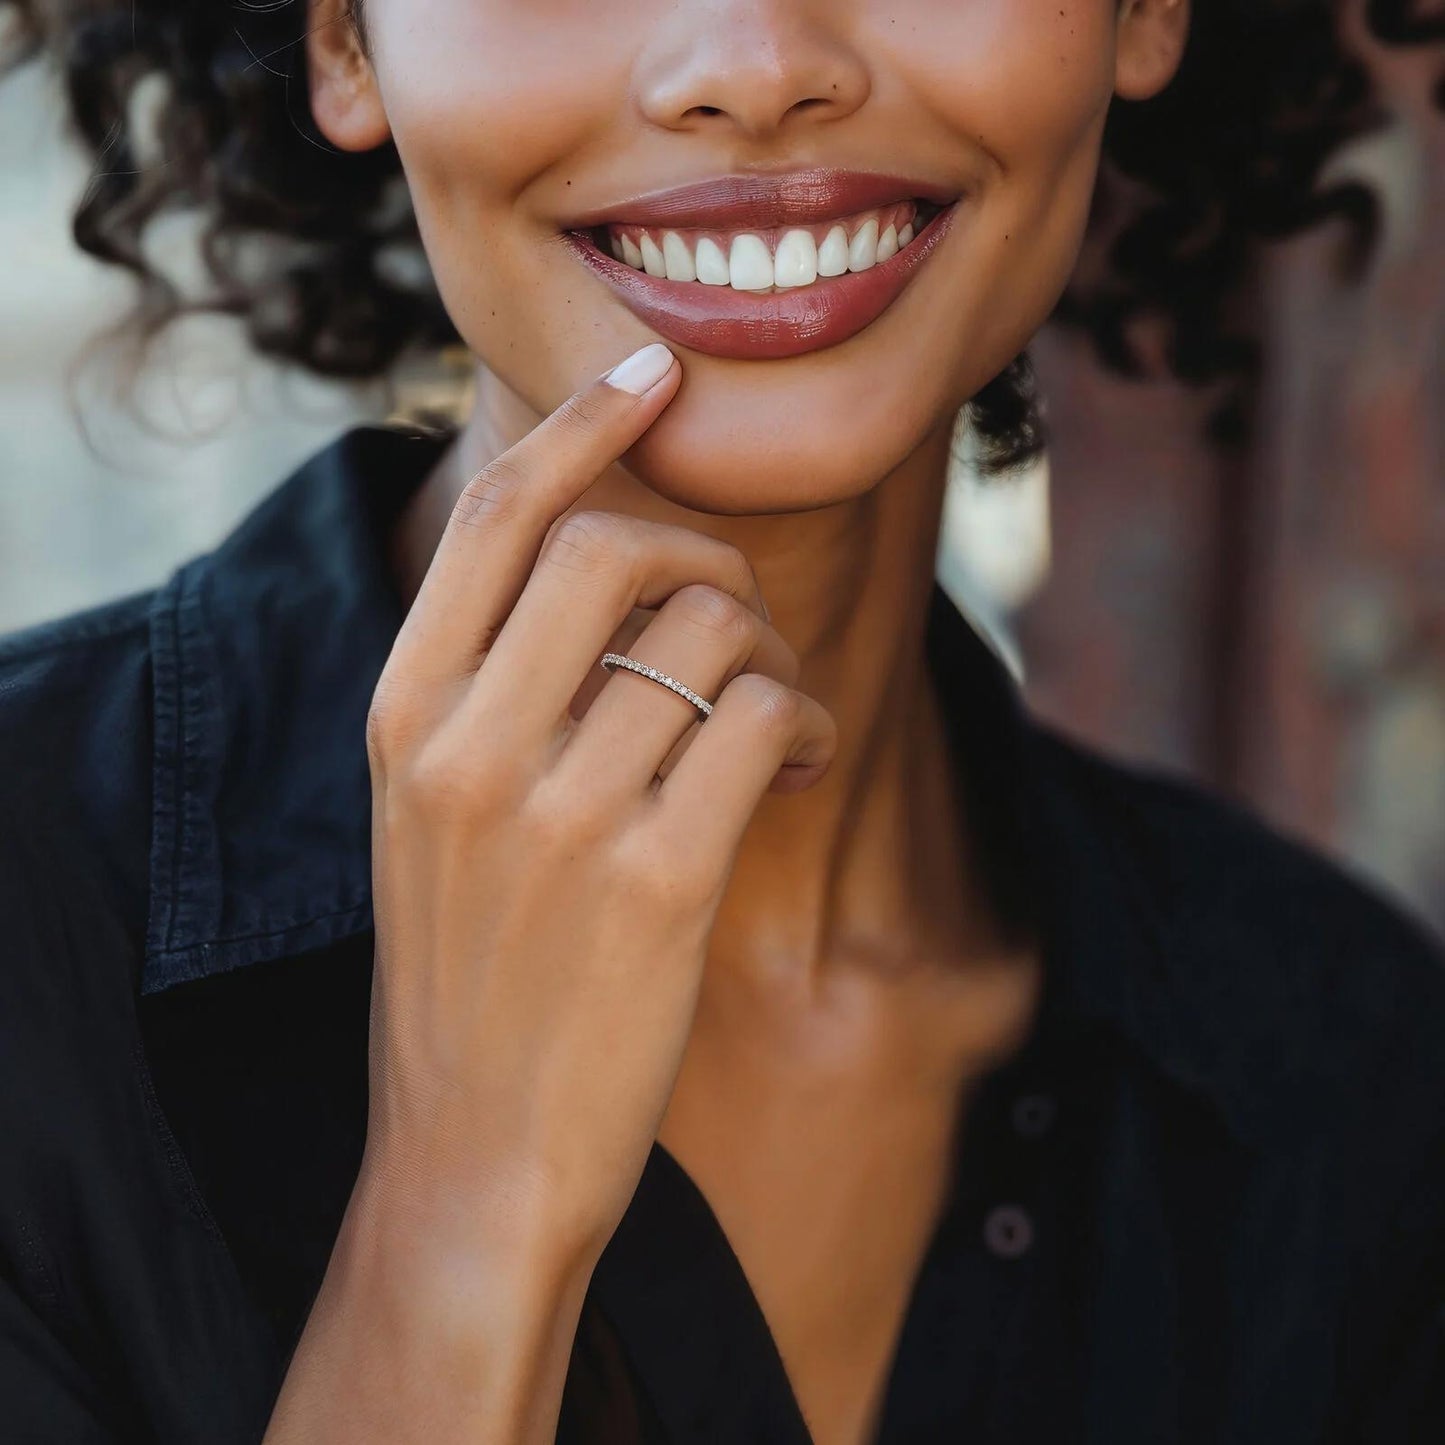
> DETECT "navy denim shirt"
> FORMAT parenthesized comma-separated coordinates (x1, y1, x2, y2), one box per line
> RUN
(2, 425, 1444, 1443)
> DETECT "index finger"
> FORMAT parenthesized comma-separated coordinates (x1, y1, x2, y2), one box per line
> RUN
(392, 342, 681, 680)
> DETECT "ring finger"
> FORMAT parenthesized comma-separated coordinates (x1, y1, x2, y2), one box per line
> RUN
(473, 512, 774, 744)
(555, 583, 797, 799)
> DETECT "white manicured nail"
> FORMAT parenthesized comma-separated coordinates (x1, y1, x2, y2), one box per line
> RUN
(604, 343, 675, 395)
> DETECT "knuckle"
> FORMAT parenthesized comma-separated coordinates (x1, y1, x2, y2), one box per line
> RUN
(381, 708, 517, 820)
(365, 702, 394, 769)
(726, 672, 799, 734)
(670, 584, 756, 648)
(717, 543, 762, 610)
(551, 388, 613, 439)
(398, 744, 473, 815)
(452, 457, 526, 531)
(614, 828, 715, 911)
(366, 676, 423, 764)
(522, 777, 614, 850)
(393, 734, 511, 821)
(543, 510, 630, 576)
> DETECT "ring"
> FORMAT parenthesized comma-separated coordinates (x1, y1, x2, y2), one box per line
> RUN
(599, 653, 714, 719)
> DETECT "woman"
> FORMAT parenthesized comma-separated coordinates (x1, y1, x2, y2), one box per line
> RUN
(2, 1, 1443, 1441)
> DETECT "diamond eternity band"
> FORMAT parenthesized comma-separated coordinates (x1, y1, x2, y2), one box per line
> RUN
(599, 653, 714, 719)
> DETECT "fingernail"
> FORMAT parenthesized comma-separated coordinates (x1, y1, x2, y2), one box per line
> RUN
(603, 343, 675, 395)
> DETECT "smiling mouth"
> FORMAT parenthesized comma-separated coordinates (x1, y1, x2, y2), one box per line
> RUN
(560, 170, 963, 359)
(572, 197, 948, 294)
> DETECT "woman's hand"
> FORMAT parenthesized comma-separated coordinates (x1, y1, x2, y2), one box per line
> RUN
(264, 344, 836, 1445)
(358, 342, 837, 1277)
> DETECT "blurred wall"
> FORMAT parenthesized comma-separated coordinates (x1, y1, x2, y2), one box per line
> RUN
(1018, 19, 1445, 935)
(0, 55, 382, 634)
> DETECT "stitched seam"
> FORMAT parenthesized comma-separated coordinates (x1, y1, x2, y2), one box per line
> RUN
(148, 896, 373, 965)
(173, 565, 215, 952)
(128, 1035, 229, 1248)
(12, 1211, 63, 1314)
(145, 575, 185, 961)
(4, 1213, 128, 1428)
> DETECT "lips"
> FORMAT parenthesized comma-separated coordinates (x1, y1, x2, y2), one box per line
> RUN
(559, 168, 963, 360)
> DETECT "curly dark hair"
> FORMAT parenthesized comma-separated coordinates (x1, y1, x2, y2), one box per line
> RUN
(5, 0, 1444, 472)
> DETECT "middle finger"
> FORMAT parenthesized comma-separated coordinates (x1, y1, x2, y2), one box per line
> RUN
(471, 511, 775, 739)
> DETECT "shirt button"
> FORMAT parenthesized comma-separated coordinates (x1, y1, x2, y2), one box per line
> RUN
(1011, 1092, 1056, 1138)
(983, 1204, 1034, 1259)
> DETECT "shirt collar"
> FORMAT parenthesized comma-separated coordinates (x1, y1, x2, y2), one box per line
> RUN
(143, 426, 432, 994)
(139, 424, 1301, 1151)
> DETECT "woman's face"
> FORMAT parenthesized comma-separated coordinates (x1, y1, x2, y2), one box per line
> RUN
(310, 1, 1187, 513)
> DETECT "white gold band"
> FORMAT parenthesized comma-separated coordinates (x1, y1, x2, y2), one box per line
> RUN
(599, 652, 714, 719)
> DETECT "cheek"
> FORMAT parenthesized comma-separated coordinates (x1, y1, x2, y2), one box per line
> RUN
(367, 1, 628, 270)
(370, 0, 629, 138)
(899, 0, 1117, 233)
(355, 0, 1122, 513)
(879, 0, 1117, 359)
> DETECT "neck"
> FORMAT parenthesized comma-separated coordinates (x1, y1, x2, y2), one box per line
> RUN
(391, 361, 1020, 1013)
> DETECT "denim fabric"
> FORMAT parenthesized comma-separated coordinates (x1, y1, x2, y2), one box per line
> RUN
(1, 425, 1443, 1442)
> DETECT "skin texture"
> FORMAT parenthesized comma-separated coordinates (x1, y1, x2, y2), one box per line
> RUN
(314, 1, 1184, 514)
(293, 5, 1191, 1443)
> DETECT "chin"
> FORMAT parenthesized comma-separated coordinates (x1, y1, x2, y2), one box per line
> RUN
(608, 352, 957, 516)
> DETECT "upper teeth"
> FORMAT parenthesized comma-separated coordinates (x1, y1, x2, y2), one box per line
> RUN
(602, 203, 923, 293)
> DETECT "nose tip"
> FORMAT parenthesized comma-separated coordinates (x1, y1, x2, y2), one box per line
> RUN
(635, 21, 870, 140)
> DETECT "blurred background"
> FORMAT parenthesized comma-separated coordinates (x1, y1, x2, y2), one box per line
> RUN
(1, 10, 1440, 936)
